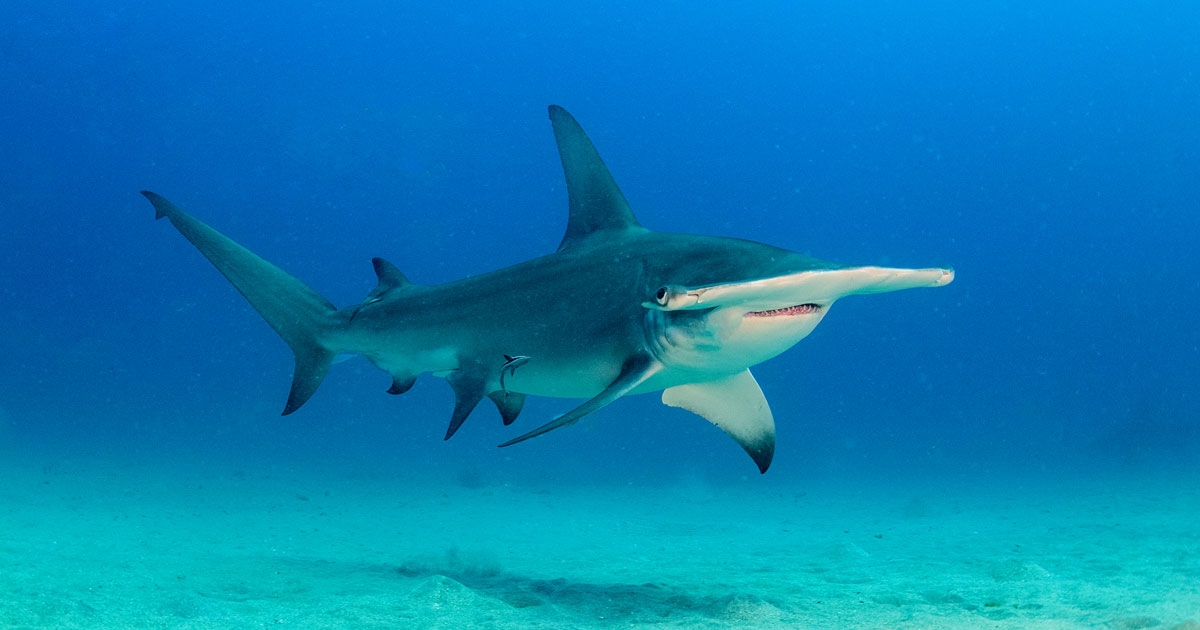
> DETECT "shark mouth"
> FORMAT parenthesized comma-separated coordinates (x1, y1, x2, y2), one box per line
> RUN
(745, 303, 823, 318)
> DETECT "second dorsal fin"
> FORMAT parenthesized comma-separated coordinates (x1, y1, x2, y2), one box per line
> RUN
(549, 105, 644, 251)
(370, 257, 411, 295)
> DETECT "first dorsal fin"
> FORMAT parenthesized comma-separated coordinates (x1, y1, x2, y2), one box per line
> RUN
(549, 105, 644, 251)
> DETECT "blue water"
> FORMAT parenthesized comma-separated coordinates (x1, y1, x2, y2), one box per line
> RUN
(3, 3, 1200, 627)
(3, 2, 1198, 480)
(3, 1, 1198, 479)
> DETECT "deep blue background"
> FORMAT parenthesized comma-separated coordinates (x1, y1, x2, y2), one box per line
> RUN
(2, 1, 1197, 483)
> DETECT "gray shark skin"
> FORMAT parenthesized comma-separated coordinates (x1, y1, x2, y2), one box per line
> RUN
(143, 105, 953, 473)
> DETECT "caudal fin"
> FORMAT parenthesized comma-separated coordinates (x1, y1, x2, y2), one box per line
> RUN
(142, 191, 339, 414)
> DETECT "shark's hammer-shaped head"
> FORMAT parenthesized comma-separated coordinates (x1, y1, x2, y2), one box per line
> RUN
(642, 259, 955, 377)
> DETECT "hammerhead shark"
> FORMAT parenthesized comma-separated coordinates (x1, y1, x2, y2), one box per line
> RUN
(143, 105, 953, 473)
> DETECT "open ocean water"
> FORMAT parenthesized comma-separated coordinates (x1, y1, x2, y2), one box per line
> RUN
(1, 2, 1198, 628)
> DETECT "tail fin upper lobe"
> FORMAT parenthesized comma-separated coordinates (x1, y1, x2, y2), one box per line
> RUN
(142, 191, 339, 414)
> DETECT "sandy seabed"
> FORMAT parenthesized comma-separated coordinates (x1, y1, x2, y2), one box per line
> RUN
(1, 454, 1197, 629)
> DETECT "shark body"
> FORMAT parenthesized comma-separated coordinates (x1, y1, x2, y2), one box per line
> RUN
(144, 105, 953, 473)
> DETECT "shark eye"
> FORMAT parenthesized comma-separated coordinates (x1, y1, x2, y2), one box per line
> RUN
(655, 287, 669, 306)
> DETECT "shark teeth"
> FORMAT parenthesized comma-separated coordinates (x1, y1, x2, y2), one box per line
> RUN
(745, 303, 823, 318)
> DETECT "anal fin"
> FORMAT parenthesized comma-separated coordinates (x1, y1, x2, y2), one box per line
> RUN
(387, 375, 417, 395)
(662, 369, 775, 474)
(499, 354, 661, 447)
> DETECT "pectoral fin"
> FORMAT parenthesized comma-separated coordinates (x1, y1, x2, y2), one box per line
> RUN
(499, 354, 662, 447)
(662, 370, 775, 473)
